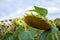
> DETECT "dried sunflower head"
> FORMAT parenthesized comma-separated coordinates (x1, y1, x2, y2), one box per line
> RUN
(54, 18, 60, 30)
(24, 13, 55, 30)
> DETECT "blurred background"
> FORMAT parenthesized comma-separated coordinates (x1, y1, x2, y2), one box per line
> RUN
(0, 0, 60, 20)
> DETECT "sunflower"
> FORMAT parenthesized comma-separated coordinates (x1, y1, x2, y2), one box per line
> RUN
(24, 13, 54, 30)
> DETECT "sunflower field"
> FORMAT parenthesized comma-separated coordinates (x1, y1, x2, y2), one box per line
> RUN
(0, 6, 60, 40)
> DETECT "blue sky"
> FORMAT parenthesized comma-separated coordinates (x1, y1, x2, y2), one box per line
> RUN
(0, 0, 60, 20)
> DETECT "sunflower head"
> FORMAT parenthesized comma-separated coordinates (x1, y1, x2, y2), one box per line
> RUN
(24, 13, 54, 30)
(54, 18, 60, 30)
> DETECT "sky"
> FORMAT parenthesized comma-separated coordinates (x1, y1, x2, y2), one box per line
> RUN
(0, 0, 60, 20)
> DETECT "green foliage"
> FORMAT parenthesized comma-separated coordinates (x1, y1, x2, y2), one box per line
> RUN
(3, 32, 15, 40)
(57, 31, 60, 40)
(39, 27, 59, 40)
(29, 6, 48, 17)
(18, 28, 37, 40)
(2, 26, 37, 40)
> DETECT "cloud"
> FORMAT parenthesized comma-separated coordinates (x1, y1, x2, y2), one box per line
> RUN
(0, 9, 23, 20)
(46, 7, 60, 14)
(0, 0, 60, 20)
(0, 6, 34, 20)
(47, 15, 60, 20)
(45, 7, 60, 20)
